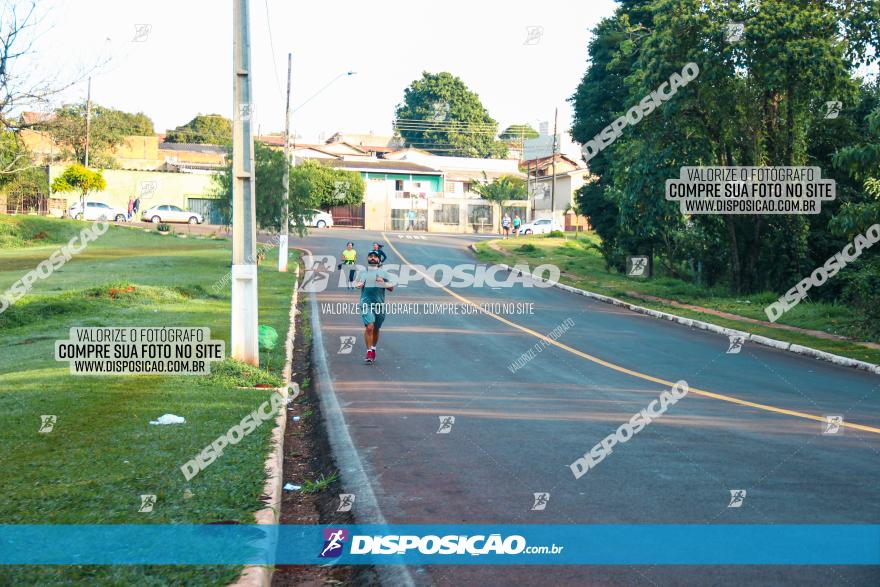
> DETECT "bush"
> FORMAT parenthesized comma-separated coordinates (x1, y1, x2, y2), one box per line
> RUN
(157, 223, 171, 232)
(839, 256, 880, 339)
(207, 359, 281, 388)
(516, 243, 538, 253)
(546, 230, 565, 238)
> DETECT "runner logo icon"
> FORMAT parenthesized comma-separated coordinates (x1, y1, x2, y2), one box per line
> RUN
(300, 256, 336, 292)
(319, 528, 348, 558)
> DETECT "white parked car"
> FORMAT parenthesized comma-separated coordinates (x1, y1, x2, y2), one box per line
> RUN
(519, 218, 563, 235)
(303, 209, 334, 228)
(142, 204, 204, 225)
(68, 201, 128, 222)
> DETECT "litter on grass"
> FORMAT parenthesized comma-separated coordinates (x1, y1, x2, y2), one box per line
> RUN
(149, 414, 186, 425)
(283, 483, 302, 491)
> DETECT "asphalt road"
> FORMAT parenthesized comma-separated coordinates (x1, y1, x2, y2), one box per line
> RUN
(293, 228, 880, 587)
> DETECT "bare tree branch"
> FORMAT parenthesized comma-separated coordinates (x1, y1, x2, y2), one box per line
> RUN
(0, 0, 111, 134)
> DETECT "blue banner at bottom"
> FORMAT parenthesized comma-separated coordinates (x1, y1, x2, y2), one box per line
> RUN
(0, 525, 878, 565)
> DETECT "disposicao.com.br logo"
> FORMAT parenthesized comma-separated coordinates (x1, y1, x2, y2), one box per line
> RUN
(319, 530, 564, 558)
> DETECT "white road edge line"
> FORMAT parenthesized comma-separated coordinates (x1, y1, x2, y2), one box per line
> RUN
(306, 270, 418, 587)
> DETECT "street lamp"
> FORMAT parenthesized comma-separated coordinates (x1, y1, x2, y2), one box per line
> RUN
(278, 70, 356, 273)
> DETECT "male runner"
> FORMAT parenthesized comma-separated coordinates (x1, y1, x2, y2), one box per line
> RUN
(356, 250, 395, 364)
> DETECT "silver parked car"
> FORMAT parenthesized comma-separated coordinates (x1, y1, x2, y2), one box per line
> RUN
(142, 204, 204, 225)
(68, 201, 128, 222)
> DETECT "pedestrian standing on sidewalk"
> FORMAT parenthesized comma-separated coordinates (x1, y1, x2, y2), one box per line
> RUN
(127, 197, 135, 221)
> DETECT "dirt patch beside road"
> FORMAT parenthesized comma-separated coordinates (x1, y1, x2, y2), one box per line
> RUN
(271, 296, 378, 587)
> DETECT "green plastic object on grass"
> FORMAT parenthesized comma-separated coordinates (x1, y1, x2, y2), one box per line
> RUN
(258, 325, 279, 351)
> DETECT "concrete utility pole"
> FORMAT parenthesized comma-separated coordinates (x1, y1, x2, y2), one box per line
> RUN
(231, 0, 259, 365)
(550, 107, 558, 224)
(84, 77, 91, 168)
(278, 52, 292, 272)
(527, 159, 533, 220)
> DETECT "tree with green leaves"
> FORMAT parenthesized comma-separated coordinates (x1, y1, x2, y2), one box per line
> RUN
(43, 104, 155, 168)
(291, 160, 365, 209)
(564, 200, 584, 234)
(213, 144, 364, 233)
(165, 114, 231, 145)
(570, 11, 641, 271)
(213, 143, 301, 232)
(0, 131, 47, 212)
(394, 72, 506, 158)
(826, 97, 880, 334)
(831, 105, 880, 238)
(571, 0, 878, 294)
(48, 105, 153, 167)
(50, 164, 106, 210)
(499, 124, 539, 141)
(473, 173, 526, 203)
(0, 130, 33, 181)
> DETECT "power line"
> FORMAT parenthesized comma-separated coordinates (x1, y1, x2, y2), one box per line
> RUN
(263, 0, 284, 99)
(293, 71, 356, 113)
(399, 145, 510, 154)
(403, 142, 501, 148)
(396, 129, 502, 136)
(395, 118, 497, 125)
(396, 126, 500, 132)
(395, 124, 499, 130)
(395, 120, 499, 129)
(395, 126, 498, 132)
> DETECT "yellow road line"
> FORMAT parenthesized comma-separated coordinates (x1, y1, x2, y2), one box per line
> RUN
(382, 233, 880, 435)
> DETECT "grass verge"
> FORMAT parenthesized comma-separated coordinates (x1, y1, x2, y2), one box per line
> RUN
(0, 215, 299, 585)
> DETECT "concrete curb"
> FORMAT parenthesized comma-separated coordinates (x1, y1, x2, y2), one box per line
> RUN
(297, 244, 417, 587)
(470, 242, 879, 375)
(306, 275, 418, 587)
(232, 267, 301, 587)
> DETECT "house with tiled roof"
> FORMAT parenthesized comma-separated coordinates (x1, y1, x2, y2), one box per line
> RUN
(524, 153, 592, 229)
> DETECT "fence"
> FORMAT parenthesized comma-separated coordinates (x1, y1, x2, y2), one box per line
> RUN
(328, 203, 365, 228)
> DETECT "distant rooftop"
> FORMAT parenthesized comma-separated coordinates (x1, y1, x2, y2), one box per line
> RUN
(394, 152, 522, 175)
(326, 132, 404, 149)
(255, 135, 285, 147)
(159, 142, 227, 154)
(325, 159, 442, 174)
(20, 111, 56, 125)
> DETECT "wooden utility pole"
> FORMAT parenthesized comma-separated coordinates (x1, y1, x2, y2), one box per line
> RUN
(231, 0, 259, 365)
(278, 52, 292, 272)
(550, 107, 558, 224)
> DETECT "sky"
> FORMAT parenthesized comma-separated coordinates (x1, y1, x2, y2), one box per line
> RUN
(20, 0, 618, 155)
